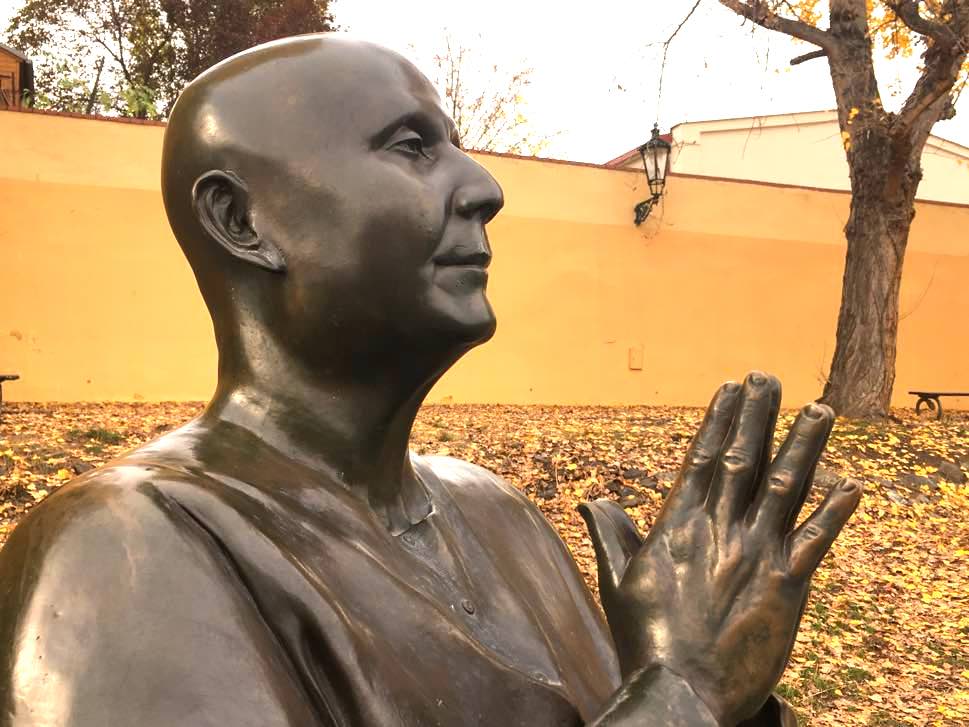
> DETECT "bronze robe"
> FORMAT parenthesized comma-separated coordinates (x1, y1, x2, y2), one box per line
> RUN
(0, 424, 794, 725)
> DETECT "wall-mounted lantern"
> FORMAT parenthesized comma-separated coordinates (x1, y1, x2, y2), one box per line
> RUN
(634, 124, 671, 225)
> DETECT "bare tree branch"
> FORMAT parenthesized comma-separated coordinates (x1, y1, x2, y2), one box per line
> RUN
(85, 57, 105, 115)
(656, 0, 704, 115)
(77, 27, 127, 74)
(892, 1, 969, 132)
(791, 48, 827, 64)
(430, 35, 553, 154)
(718, 0, 834, 49)
(895, 49, 968, 131)
(106, 0, 131, 82)
(887, 0, 953, 42)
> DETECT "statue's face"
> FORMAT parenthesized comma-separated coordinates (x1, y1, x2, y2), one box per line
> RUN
(247, 45, 504, 364)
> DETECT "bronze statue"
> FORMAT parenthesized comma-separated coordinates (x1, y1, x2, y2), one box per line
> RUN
(0, 36, 861, 726)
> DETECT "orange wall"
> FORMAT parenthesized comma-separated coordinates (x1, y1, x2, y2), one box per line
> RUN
(2, 109, 968, 409)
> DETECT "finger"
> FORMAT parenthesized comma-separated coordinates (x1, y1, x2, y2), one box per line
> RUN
(706, 371, 779, 525)
(747, 402, 834, 536)
(787, 478, 862, 578)
(754, 375, 782, 490)
(785, 403, 835, 532)
(578, 500, 643, 595)
(671, 381, 741, 510)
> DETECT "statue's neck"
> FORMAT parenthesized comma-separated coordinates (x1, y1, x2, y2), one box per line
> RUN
(202, 312, 472, 533)
(203, 368, 435, 535)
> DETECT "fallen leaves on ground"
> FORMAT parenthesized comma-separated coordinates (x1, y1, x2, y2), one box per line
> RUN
(1, 402, 967, 726)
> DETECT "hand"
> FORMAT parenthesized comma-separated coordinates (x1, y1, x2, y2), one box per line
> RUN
(579, 373, 861, 725)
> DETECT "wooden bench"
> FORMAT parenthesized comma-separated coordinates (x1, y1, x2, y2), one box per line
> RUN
(908, 390, 969, 419)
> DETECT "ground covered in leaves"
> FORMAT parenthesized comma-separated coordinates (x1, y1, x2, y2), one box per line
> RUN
(1, 402, 967, 725)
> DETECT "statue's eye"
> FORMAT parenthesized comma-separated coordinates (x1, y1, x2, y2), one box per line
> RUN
(391, 134, 427, 158)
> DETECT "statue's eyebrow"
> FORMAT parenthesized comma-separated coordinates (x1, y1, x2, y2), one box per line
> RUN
(370, 110, 458, 149)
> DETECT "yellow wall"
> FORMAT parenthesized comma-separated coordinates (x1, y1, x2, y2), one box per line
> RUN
(2, 109, 968, 409)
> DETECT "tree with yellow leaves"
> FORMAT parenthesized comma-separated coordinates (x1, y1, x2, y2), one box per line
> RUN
(428, 34, 554, 155)
(714, 1, 968, 418)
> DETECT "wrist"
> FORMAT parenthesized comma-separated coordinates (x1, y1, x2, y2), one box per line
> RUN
(590, 664, 722, 726)
(634, 665, 727, 726)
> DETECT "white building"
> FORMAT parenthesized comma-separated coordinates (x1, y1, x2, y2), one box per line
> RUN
(607, 109, 969, 205)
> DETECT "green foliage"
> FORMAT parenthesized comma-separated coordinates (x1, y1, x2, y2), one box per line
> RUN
(28, 58, 103, 113)
(6, 0, 335, 118)
(121, 84, 159, 118)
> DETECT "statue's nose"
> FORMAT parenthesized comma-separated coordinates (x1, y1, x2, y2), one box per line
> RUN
(454, 162, 504, 224)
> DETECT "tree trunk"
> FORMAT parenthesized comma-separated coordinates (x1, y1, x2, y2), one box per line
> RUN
(713, 0, 967, 419)
(820, 123, 923, 419)
(819, 189, 914, 418)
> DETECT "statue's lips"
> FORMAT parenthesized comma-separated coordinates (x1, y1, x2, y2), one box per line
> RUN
(432, 250, 491, 270)
(432, 252, 490, 287)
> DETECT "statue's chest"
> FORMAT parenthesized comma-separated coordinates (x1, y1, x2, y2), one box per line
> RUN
(185, 484, 586, 725)
(314, 520, 582, 724)
(285, 497, 568, 686)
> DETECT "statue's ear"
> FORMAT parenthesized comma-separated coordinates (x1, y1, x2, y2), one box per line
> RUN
(191, 170, 286, 273)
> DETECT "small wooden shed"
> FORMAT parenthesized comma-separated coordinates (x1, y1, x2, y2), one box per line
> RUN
(0, 43, 34, 109)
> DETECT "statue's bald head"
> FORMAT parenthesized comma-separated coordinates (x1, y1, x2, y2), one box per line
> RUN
(159, 34, 503, 374)
(162, 35, 432, 279)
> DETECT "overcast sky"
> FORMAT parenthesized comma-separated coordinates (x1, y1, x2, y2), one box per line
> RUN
(3, 0, 968, 164)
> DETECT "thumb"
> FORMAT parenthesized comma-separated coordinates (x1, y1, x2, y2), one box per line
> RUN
(578, 499, 643, 597)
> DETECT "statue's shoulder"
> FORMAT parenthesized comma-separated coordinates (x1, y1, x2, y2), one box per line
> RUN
(0, 451, 207, 576)
(0, 451, 319, 724)
(415, 455, 601, 619)
(417, 454, 548, 525)
(4, 418, 238, 546)
(418, 454, 526, 498)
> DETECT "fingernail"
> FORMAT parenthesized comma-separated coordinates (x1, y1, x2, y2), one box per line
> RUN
(802, 402, 827, 419)
(839, 478, 859, 492)
(749, 373, 766, 386)
(724, 382, 741, 394)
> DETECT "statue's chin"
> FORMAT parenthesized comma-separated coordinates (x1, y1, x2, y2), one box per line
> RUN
(430, 312, 496, 355)
(423, 287, 496, 348)
(462, 314, 498, 347)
